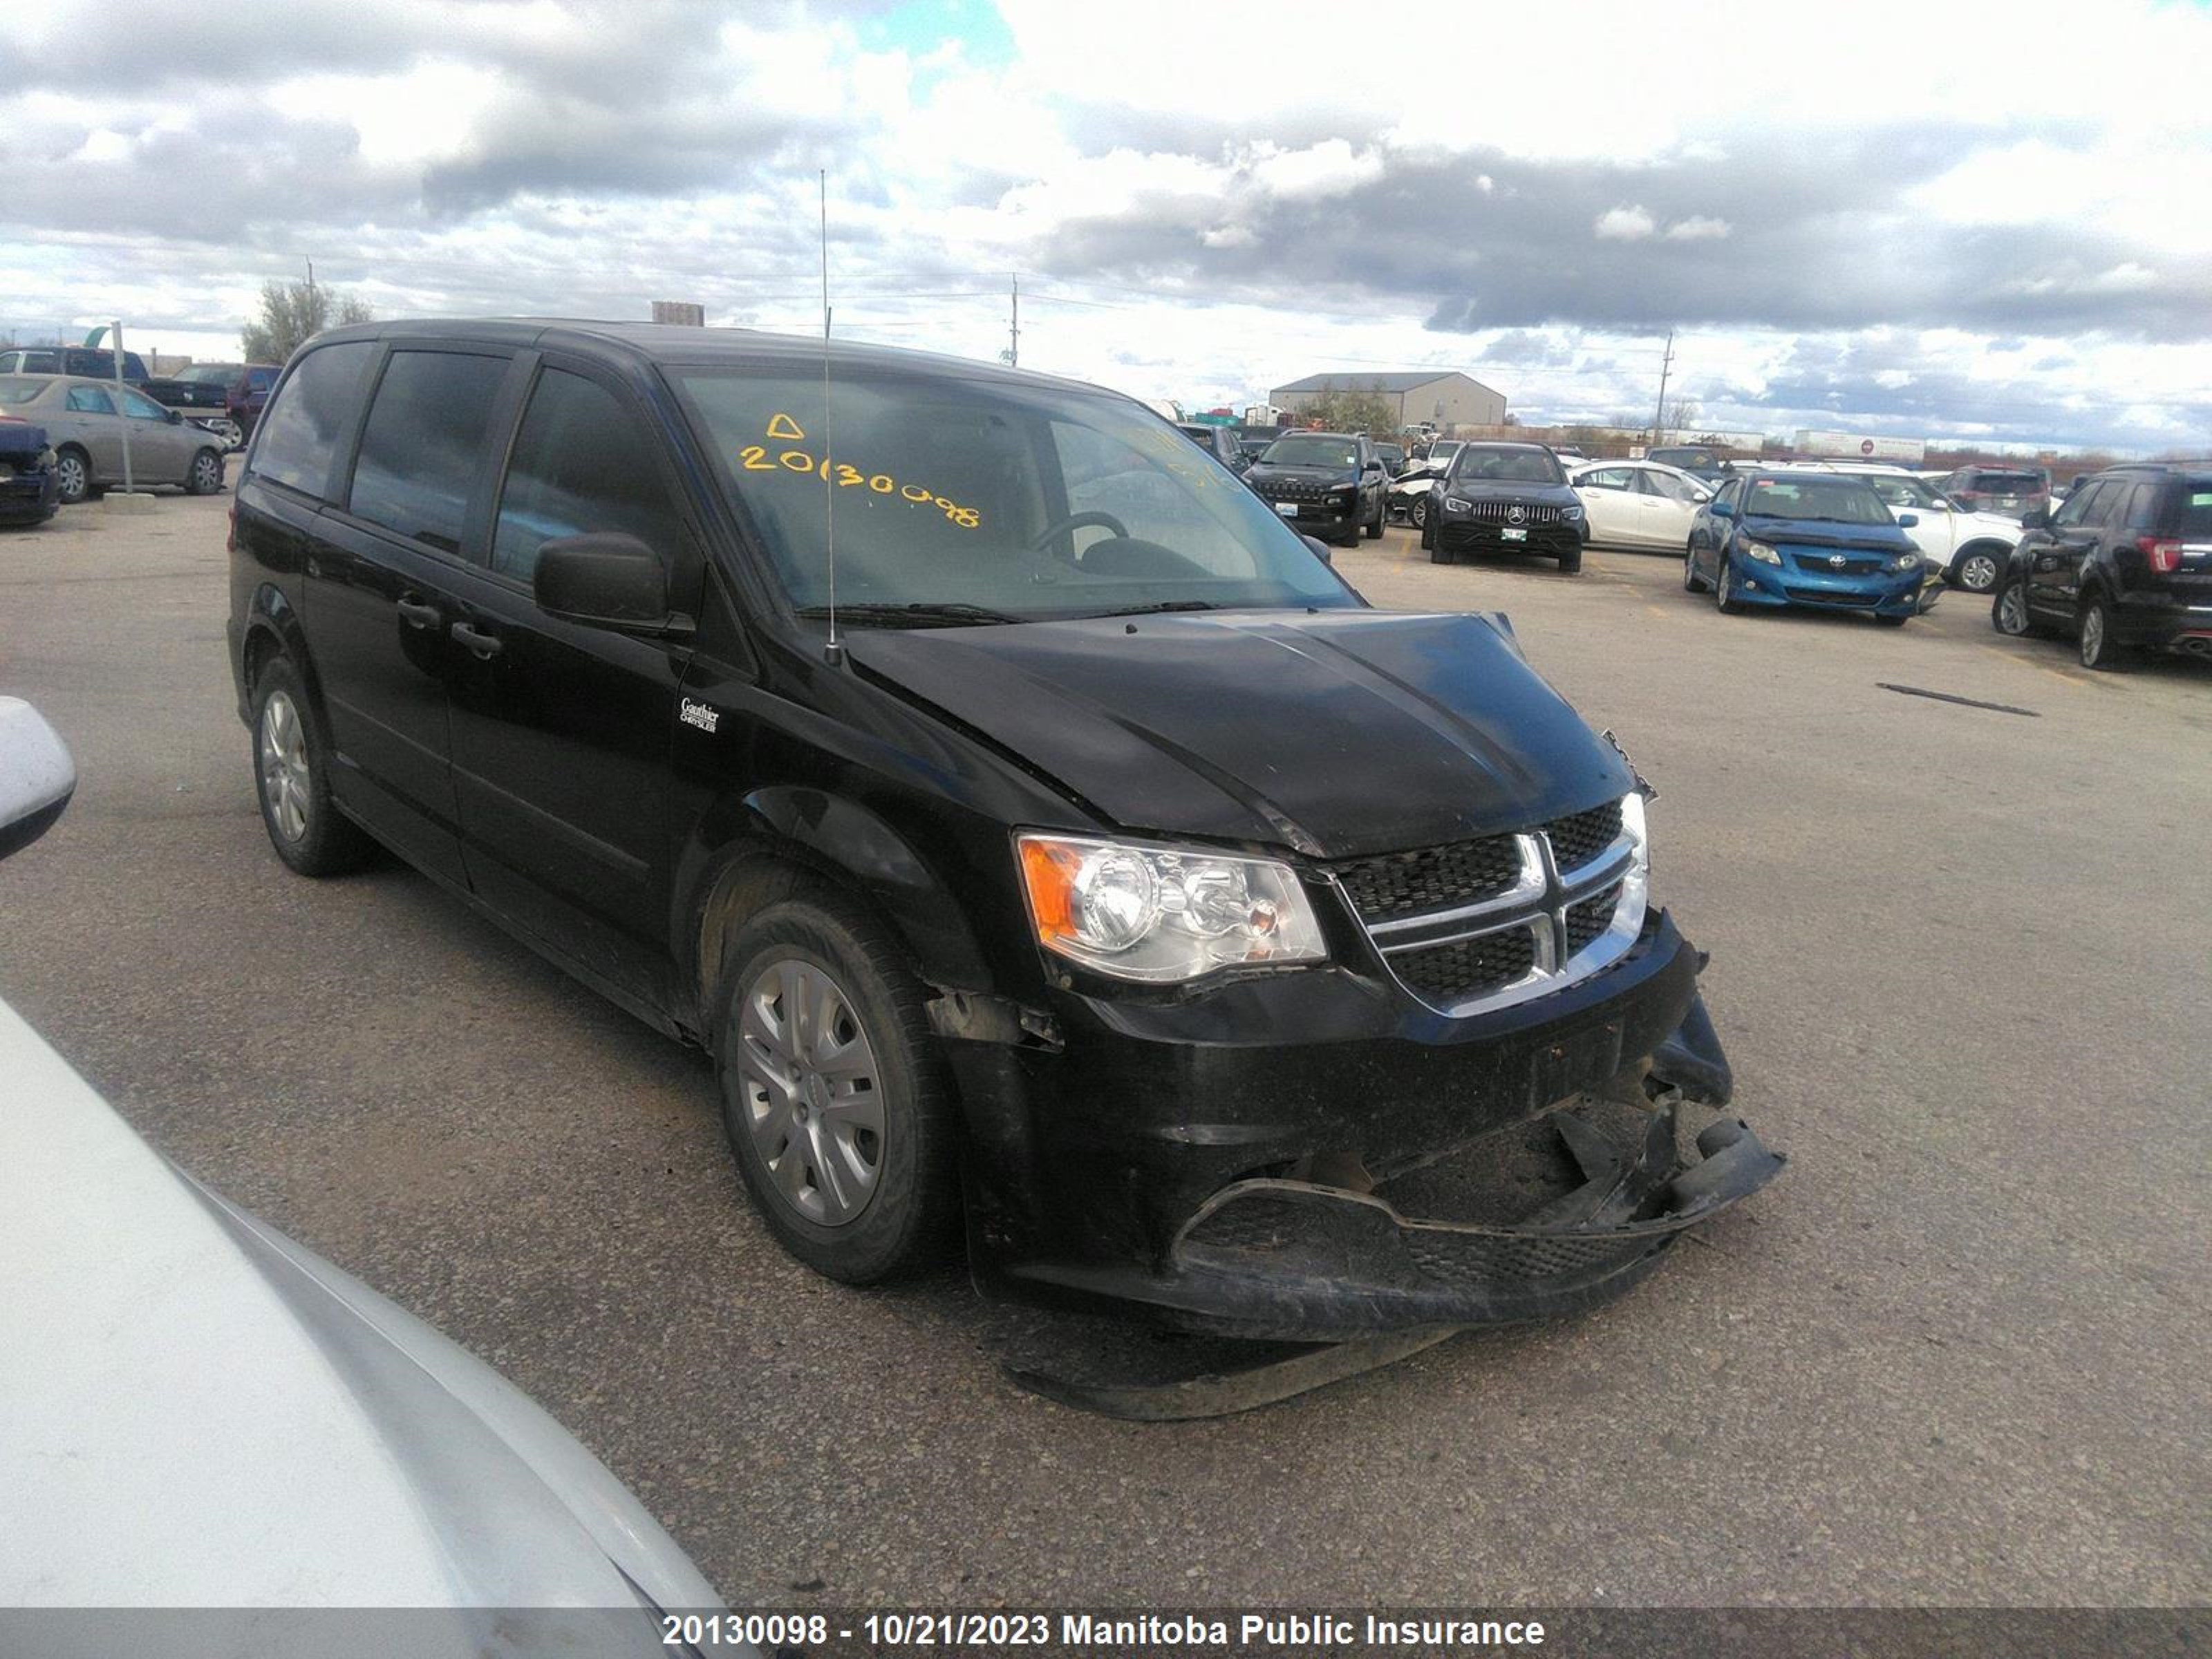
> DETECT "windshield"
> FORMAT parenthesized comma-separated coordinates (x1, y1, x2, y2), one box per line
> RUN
(677, 366, 1355, 622)
(179, 364, 240, 383)
(0, 377, 51, 404)
(1450, 446, 1564, 485)
(1743, 478, 1893, 524)
(1259, 435, 1358, 469)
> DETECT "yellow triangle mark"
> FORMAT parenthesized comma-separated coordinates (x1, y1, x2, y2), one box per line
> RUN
(765, 412, 805, 441)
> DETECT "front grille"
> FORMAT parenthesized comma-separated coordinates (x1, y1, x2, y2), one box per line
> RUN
(1781, 585, 1878, 605)
(1332, 834, 1522, 921)
(1404, 1227, 1639, 1286)
(1265, 479, 1355, 504)
(1790, 554, 1884, 577)
(1457, 500, 1564, 524)
(1389, 925, 1539, 1002)
(1565, 883, 1623, 955)
(1437, 523, 1580, 554)
(1546, 801, 1623, 872)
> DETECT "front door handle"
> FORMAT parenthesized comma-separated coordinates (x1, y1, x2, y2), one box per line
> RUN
(395, 597, 440, 629)
(450, 621, 504, 660)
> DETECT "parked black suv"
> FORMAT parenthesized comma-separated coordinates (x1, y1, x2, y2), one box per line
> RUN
(1421, 442, 1588, 573)
(1241, 430, 1387, 545)
(226, 321, 1777, 1344)
(1991, 463, 2212, 669)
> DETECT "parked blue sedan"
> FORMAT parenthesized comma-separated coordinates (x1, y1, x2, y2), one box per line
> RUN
(1684, 471, 1924, 626)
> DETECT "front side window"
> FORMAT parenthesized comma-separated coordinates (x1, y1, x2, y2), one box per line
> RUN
(252, 341, 375, 498)
(2052, 481, 2104, 527)
(247, 368, 276, 391)
(492, 368, 682, 582)
(66, 386, 115, 415)
(348, 350, 507, 552)
(119, 387, 167, 421)
(677, 366, 1351, 621)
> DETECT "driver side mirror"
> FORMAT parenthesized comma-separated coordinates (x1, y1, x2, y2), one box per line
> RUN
(534, 533, 691, 635)
(0, 697, 75, 863)
(2020, 507, 2051, 529)
(1300, 532, 1333, 565)
(1708, 500, 1734, 519)
(165, 407, 182, 424)
(1896, 512, 1919, 529)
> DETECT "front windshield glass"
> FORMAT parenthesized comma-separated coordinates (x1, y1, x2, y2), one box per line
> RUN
(1259, 435, 1358, 468)
(678, 366, 1354, 621)
(1451, 445, 1565, 485)
(1744, 478, 1893, 524)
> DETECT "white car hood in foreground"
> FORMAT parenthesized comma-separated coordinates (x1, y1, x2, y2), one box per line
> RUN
(0, 996, 724, 1644)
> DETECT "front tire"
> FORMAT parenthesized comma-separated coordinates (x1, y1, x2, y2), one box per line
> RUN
(185, 447, 224, 496)
(54, 446, 90, 505)
(1558, 541, 1583, 575)
(1362, 495, 1384, 540)
(252, 656, 375, 876)
(1409, 495, 1429, 531)
(715, 888, 959, 1284)
(1716, 555, 1744, 614)
(1684, 547, 1708, 592)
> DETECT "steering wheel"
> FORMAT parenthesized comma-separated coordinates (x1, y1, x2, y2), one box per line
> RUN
(1031, 510, 1128, 551)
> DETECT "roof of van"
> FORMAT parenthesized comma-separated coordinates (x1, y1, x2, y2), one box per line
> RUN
(309, 317, 1118, 401)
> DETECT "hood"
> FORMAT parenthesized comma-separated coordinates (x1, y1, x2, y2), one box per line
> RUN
(1738, 513, 1913, 552)
(844, 609, 1631, 859)
(1443, 478, 1578, 507)
(1246, 460, 1357, 485)
(0, 998, 722, 1630)
(0, 418, 51, 459)
(1957, 509, 2024, 540)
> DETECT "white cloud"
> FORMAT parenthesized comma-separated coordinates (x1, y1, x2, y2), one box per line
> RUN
(1594, 206, 1655, 241)
(1665, 216, 1730, 241)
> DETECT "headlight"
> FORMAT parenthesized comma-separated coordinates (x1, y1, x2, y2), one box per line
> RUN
(1559, 502, 1584, 521)
(1741, 539, 1781, 565)
(1443, 496, 1470, 514)
(1015, 833, 1327, 983)
(1892, 551, 1921, 571)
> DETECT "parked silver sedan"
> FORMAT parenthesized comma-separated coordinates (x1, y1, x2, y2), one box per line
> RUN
(0, 373, 227, 504)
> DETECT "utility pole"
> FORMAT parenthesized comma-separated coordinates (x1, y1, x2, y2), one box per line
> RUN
(1651, 328, 1675, 442)
(1009, 272, 1020, 369)
(306, 257, 316, 295)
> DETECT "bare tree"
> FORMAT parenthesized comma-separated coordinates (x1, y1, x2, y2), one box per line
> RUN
(1659, 394, 1700, 435)
(241, 279, 375, 364)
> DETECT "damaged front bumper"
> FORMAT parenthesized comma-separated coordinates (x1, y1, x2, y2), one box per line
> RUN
(954, 919, 1783, 1344)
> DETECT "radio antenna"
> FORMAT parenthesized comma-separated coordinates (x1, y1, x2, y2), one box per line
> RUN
(819, 168, 843, 666)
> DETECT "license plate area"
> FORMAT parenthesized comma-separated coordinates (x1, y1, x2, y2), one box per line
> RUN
(1275, 502, 1300, 518)
(1501, 526, 1528, 543)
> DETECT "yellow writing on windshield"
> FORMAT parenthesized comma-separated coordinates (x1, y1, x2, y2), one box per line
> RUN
(736, 415, 981, 530)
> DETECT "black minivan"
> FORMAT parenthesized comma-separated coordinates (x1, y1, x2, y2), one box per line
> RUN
(227, 321, 1777, 1344)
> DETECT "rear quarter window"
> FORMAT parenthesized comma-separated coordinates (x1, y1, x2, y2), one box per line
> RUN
(250, 342, 376, 498)
(2176, 483, 2212, 538)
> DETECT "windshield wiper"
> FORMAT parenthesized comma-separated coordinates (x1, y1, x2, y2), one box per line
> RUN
(794, 602, 1023, 628)
(1089, 600, 1221, 617)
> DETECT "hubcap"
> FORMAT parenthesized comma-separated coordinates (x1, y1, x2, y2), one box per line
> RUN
(2081, 606, 2105, 663)
(1999, 584, 2027, 635)
(58, 456, 85, 498)
(1960, 553, 1998, 592)
(258, 691, 312, 842)
(735, 957, 885, 1228)
(193, 454, 218, 490)
(1412, 498, 1426, 527)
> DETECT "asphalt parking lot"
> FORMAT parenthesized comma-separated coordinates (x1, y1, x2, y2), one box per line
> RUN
(2, 494, 2206, 1609)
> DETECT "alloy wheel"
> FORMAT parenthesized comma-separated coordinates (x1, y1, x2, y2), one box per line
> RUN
(1958, 551, 2000, 592)
(735, 957, 885, 1228)
(191, 452, 221, 492)
(1997, 582, 2030, 636)
(55, 453, 87, 503)
(257, 691, 312, 842)
(2079, 602, 2107, 667)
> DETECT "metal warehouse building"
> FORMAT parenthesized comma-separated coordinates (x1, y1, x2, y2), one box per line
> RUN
(1268, 370, 1508, 430)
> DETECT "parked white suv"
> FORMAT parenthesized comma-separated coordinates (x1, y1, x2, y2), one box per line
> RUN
(1810, 463, 2022, 592)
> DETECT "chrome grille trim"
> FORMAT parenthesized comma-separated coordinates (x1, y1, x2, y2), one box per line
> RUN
(1329, 796, 1650, 1018)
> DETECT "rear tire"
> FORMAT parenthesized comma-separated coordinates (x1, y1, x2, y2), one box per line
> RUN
(1409, 495, 1429, 531)
(714, 886, 960, 1284)
(54, 446, 90, 505)
(252, 656, 375, 877)
(2078, 592, 2130, 671)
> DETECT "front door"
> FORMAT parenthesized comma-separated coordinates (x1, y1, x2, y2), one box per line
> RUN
(299, 345, 516, 887)
(2027, 480, 2107, 619)
(440, 357, 698, 1005)
(116, 384, 194, 485)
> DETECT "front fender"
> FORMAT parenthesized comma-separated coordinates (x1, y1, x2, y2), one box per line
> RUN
(675, 785, 996, 1020)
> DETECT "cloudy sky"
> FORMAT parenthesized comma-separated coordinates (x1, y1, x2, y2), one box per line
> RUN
(8, 0, 2209, 451)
